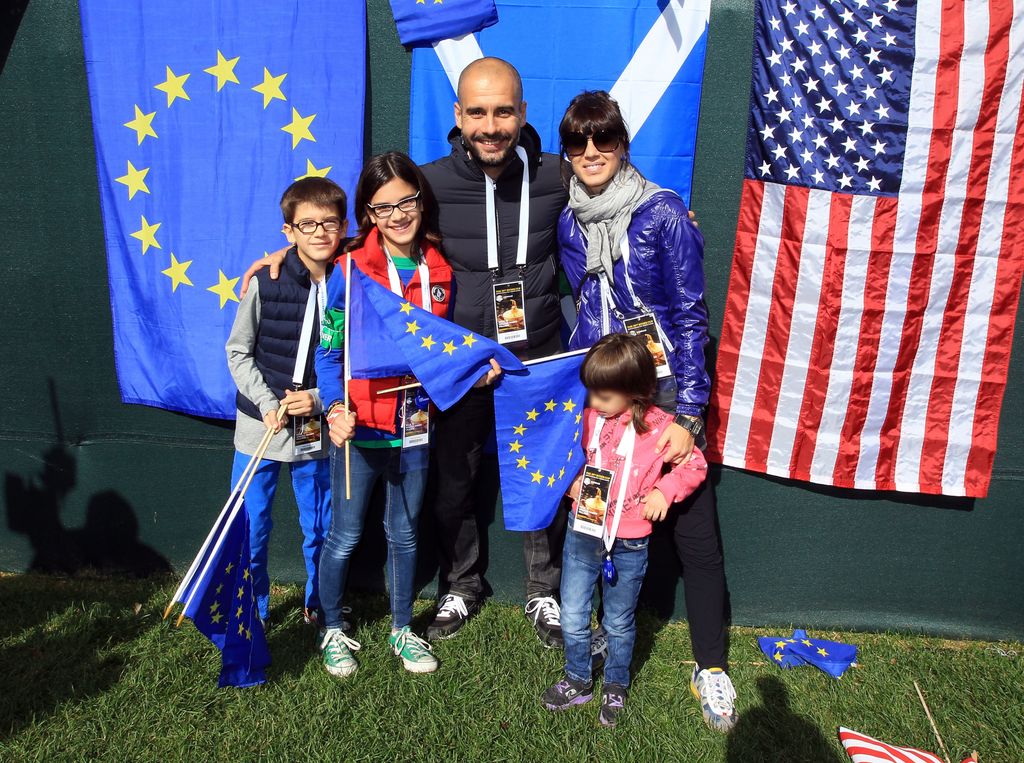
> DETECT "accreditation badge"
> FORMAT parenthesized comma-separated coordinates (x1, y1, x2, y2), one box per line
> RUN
(493, 280, 528, 345)
(622, 313, 671, 379)
(401, 391, 429, 449)
(292, 415, 323, 456)
(572, 465, 614, 538)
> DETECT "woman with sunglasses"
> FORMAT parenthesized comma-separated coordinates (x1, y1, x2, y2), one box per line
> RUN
(314, 152, 453, 678)
(555, 91, 738, 732)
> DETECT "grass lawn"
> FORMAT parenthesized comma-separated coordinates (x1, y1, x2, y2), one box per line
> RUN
(1, 573, 1022, 762)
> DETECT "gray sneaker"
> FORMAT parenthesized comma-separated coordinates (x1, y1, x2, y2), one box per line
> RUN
(690, 666, 738, 732)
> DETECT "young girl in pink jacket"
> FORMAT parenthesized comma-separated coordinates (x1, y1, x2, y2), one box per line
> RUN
(542, 333, 708, 727)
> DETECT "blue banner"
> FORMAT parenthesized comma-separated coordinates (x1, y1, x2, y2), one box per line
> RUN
(390, 0, 498, 48)
(493, 354, 588, 532)
(80, 1, 366, 418)
(758, 629, 858, 679)
(348, 268, 524, 410)
(409, 0, 710, 203)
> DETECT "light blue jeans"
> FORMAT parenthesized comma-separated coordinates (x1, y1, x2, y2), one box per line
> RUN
(560, 521, 649, 687)
(318, 444, 428, 630)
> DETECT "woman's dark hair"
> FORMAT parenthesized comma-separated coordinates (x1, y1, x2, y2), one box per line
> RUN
(557, 90, 632, 188)
(346, 151, 441, 258)
(580, 333, 657, 433)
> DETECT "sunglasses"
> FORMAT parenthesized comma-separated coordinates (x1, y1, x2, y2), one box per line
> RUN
(562, 130, 621, 157)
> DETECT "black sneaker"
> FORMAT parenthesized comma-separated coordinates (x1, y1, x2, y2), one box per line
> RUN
(524, 595, 563, 648)
(425, 593, 480, 641)
(599, 683, 628, 728)
(542, 676, 594, 711)
(591, 625, 609, 672)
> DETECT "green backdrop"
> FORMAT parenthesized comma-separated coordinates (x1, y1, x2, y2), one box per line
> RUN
(2, 0, 1022, 641)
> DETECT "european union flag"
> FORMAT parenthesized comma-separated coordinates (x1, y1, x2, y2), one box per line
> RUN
(758, 629, 858, 679)
(79, 1, 366, 418)
(347, 268, 524, 410)
(409, 0, 709, 202)
(182, 506, 270, 688)
(390, 0, 498, 48)
(493, 354, 587, 531)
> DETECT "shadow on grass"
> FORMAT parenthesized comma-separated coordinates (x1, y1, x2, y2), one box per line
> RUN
(0, 574, 167, 740)
(725, 676, 844, 762)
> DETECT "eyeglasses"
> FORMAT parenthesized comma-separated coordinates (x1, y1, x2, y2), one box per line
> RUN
(562, 130, 621, 157)
(290, 219, 343, 235)
(367, 191, 421, 218)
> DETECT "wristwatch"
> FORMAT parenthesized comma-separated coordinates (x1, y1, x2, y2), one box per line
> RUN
(673, 413, 704, 439)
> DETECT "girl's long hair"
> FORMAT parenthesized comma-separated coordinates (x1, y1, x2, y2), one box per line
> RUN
(345, 151, 442, 259)
(579, 333, 657, 434)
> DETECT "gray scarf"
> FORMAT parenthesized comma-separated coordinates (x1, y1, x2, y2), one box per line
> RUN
(568, 164, 661, 284)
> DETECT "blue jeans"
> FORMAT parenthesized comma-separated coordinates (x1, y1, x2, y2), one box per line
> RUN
(230, 452, 331, 620)
(560, 521, 650, 687)
(318, 444, 428, 630)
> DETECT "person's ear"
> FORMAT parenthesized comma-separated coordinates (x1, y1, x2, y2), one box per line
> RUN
(340, 219, 349, 238)
(283, 223, 296, 244)
(454, 100, 463, 130)
(520, 100, 528, 124)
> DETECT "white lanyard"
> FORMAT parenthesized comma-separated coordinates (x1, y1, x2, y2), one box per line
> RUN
(292, 286, 319, 387)
(598, 237, 675, 353)
(485, 145, 531, 273)
(383, 247, 431, 310)
(587, 415, 637, 553)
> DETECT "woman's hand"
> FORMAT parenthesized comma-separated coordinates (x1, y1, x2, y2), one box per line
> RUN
(240, 246, 289, 297)
(641, 488, 670, 522)
(326, 405, 357, 446)
(472, 358, 502, 388)
(688, 209, 699, 228)
(656, 422, 695, 465)
(566, 473, 583, 502)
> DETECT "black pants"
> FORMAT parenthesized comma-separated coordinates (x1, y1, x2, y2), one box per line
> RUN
(671, 476, 728, 671)
(432, 385, 565, 600)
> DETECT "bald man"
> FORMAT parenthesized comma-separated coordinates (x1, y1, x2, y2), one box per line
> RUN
(420, 57, 569, 646)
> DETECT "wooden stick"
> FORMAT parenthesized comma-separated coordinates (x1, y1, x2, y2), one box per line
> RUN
(174, 406, 286, 627)
(914, 681, 952, 763)
(163, 424, 275, 619)
(374, 347, 592, 395)
(343, 254, 353, 500)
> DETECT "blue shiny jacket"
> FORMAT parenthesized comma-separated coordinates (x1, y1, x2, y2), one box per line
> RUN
(558, 191, 710, 416)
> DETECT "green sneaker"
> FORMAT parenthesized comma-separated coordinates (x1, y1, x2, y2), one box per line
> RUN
(321, 628, 361, 678)
(389, 626, 438, 674)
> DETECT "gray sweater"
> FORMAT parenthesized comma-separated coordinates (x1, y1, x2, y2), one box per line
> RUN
(225, 278, 328, 462)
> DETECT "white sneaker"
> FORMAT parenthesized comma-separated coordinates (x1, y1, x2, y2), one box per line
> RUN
(690, 666, 738, 732)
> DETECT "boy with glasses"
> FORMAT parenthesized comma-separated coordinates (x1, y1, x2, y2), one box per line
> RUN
(225, 176, 347, 628)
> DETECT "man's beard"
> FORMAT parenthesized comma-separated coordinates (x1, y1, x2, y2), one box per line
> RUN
(463, 131, 518, 167)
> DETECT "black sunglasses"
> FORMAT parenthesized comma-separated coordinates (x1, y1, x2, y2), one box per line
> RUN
(562, 130, 621, 157)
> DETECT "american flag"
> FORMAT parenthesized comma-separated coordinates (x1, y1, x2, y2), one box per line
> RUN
(838, 727, 964, 763)
(706, 0, 1024, 497)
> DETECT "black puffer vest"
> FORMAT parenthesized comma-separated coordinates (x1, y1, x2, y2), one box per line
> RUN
(236, 248, 328, 420)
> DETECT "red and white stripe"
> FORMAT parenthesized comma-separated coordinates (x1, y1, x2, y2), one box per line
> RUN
(838, 727, 944, 763)
(707, 0, 1024, 497)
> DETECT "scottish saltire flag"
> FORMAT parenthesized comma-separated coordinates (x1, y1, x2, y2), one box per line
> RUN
(409, 0, 710, 202)
(390, 0, 498, 48)
(838, 728, 952, 763)
(758, 629, 857, 678)
(707, 0, 1024, 497)
(493, 354, 587, 531)
(347, 269, 524, 410)
(79, 1, 365, 418)
(181, 507, 270, 688)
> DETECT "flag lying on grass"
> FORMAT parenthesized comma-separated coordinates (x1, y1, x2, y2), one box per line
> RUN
(181, 506, 270, 688)
(707, 0, 1024, 498)
(493, 353, 587, 531)
(758, 628, 857, 678)
(389, 0, 498, 47)
(347, 268, 524, 410)
(838, 727, 973, 763)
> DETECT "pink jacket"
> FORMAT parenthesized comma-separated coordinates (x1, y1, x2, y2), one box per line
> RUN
(573, 406, 708, 539)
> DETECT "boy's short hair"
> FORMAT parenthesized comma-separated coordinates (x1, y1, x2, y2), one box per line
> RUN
(279, 177, 347, 223)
